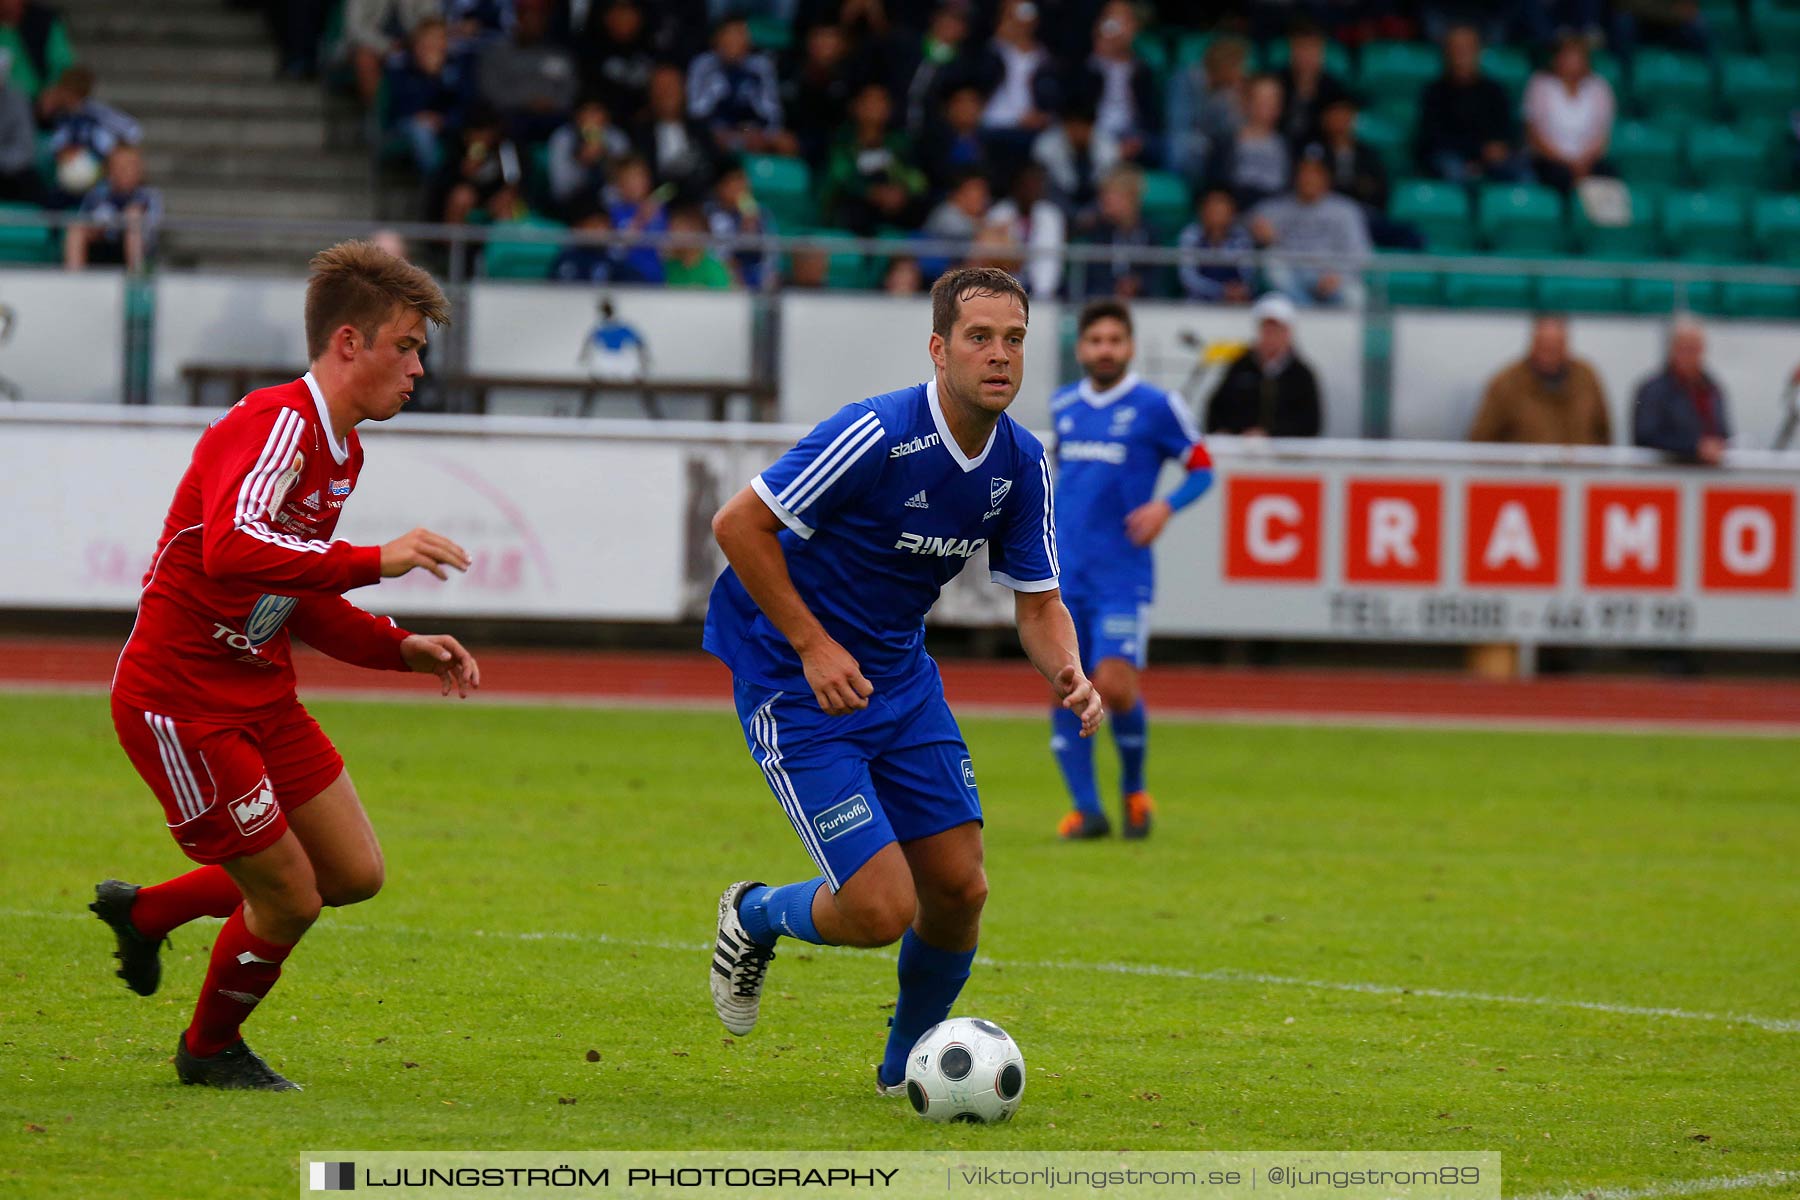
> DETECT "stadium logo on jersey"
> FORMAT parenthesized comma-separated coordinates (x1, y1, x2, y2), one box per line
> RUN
(814, 794, 873, 842)
(905, 490, 930, 509)
(961, 758, 977, 789)
(328, 478, 351, 497)
(228, 777, 279, 838)
(890, 433, 940, 458)
(990, 478, 1012, 507)
(894, 533, 987, 558)
(1060, 440, 1128, 464)
(243, 593, 299, 647)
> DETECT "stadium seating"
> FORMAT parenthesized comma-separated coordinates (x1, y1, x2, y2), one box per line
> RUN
(1660, 190, 1752, 262)
(1717, 53, 1795, 120)
(1686, 124, 1772, 192)
(1573, 184, 1664, 259)
(1629, 49, 1717, 123)
(1139, 170, 1191, 236)
(1478, 46, 1532, 99)
(1610, 120, 1685, 188)
(0, 201, 57, 264)
(1753, 193, 1800, 264)
(484, 213, 568, 280)
(1390, 179, 1474, 251)
(743, 155, 817, 230)
(1357, 41, 1440, 103)
(1478, 184, 1566, 254)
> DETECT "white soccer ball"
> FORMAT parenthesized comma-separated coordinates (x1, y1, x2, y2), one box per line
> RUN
(903, 1017, 1025, 1124)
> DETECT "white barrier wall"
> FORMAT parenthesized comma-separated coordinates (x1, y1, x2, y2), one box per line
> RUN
(6, 408, 1797, 649)
(151, 275, 310, 404)
(0, 269, 124, 403)
(466, 282, 753, 382)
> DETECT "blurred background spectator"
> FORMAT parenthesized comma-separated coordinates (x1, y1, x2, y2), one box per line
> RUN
(687, 15, 797, 156)
(823, 81, 928, 235)
(1416, 25, 1529, 185)
(1633, 317, 1731, 464)
(548, 97, 632, 219)
(635, 63, 718, 195)
(1032, 93, 1118, 217)
(1469, 314, 1612, 444)
(1207, 74, 1289, 210)
(1203, 293, 1322, 437)
(64, 145, 159, 271)
(0, 56, 39, 204)
(1276, 22, 1349, 150)
(1077, 163, 1161, 299)
(1168, 34, 1248, 185)
(1177, 187, 1254, 304)
(477, 0, 578, 144)
(0, 0, 74, 103)
(380, 17, 471, 178)
(972, 0, 1059, 172)
(984, 161, 1064, 297)
(1523, 33, 1616, 193)
(1073, 0, 1159, 165)
(1250, 149, 1371, 307)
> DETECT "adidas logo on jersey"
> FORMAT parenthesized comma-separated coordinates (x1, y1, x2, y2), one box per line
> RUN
(905, 491, 929, 509)
(301, 490, 322, 510)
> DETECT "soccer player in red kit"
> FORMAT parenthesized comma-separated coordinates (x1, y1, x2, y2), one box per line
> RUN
(92, 240, 481, 1091)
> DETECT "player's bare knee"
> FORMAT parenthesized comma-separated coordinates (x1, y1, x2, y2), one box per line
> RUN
(320, 864, 384, 908)
(834, 888, 915, 947)
(924, 869, 987, 921)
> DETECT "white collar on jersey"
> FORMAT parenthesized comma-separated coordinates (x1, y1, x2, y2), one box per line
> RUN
(925, 377, 998, 474)
(302, 371, 351, 466)
(1078, 370, 1141, 408)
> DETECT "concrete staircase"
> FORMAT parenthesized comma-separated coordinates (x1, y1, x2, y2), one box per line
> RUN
(65, 0, 377, 272)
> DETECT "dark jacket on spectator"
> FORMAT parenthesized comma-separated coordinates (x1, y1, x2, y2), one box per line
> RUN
(1277, 67, 1349, 149)
(1204, 352, 1322, 436)
(633, 113, 718, 192)
(1317, 137, 1389, 211)
(1079, 218, 1164, 298)
(1069, 57, 1163, 139)
(1415, 73, 1516, 169)
(687, 50, 785, 133)
(1633, 368, 1732, 459)
(385, 48, 472, 132)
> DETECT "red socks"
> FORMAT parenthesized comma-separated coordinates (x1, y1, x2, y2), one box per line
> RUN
(184, 905, 295, 1058)
(130, 865, 242, 941)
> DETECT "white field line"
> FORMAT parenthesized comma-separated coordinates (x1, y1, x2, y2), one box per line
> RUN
(5, 681, 1799, 739)
(11, 908, 1797, 1035)
(1516, 1169, 1800, 1200)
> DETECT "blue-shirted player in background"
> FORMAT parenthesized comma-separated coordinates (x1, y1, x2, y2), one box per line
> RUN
(1048, 299, 1214, 840)
(703, 266, 1105, 1095)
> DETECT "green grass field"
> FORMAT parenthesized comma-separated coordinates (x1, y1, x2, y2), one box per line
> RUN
(2, 691, 1797, 1199)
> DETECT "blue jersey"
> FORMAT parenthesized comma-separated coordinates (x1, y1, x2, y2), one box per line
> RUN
(1050, 371, 1203, 598)
(704, 379, 1060, 692)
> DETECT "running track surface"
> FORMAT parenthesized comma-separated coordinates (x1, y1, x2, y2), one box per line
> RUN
(5, 636, 1800, 735)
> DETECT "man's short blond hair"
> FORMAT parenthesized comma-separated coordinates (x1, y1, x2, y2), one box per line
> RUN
(304, 239, 450, 360)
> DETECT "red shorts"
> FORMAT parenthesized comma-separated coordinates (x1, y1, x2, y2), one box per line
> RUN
(111, 696, 345, 865)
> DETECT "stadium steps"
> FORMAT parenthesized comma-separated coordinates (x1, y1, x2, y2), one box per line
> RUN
(81, 43, 279, 84)
(59, 5, 273, 49)
(141, 146, 368, 190)
(101, 79, 329, 119)
(159, 184, 374, 223)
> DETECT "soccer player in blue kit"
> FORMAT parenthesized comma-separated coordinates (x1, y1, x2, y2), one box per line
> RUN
(702, 266, 1105, 1095)
(1048, 300, 1214, 841)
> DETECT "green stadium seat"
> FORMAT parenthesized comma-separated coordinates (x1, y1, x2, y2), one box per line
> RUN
(1717, 280, 1800, 317)
(1379, 267, 1441, 306)
(1589, 50, 1626, 97)
(1752, 193, 1800, 263)
(1357, 40, 1440, 100)
(1686, 123, 1770, 190)
(1479, 47, 1531, 100)
(1700, 0, 1754, 51)
(1174, 31, 1216, 68)
(1139, 169, 1191, 236)
(1752, 0, 1800, 54)
(1716, 53, 1795, 118)
(1356, 111, 1412, 178)
(1477, 183, 1566, 253)
(1574, 183, 1664, 257)
(483, 213, 567, 280)
(1260, 38, 1354, 79)
(746, 16, 792, 53)
(1610, 120, 1684, 188)
(1632, 49, 1718, 121)
(1535, 273, 1630, 312)
(743, 154, 816, 229)
(0, 201, 54, 264)
(1440, 257, 1535, 309)
(1660, 189, 1750, 260)
(1134, 32, 1171, 86)
(1389, 178, 1474, 251)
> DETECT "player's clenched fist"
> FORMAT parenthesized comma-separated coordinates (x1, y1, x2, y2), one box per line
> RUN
(1053, 664, 1105, 737)
(380, 527, 471, 580)
(801, 637, 874, 716)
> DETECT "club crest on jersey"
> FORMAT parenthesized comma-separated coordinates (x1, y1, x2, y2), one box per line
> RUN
(243, 594, 299, 646)
(1109, 407, 1137, 434)
(990, 477, 1012, 507)
(228, 777, 279, 838)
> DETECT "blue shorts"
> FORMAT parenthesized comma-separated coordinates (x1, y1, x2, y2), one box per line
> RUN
(733, 663, 982, 893)
(1066, 590, 1151, 673)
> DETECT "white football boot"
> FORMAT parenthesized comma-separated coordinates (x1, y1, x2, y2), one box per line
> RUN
(711, 881, 776, 1036)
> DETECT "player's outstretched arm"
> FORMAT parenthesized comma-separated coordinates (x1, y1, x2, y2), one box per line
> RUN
(400, 633, 481, 698)
(712, 485, 873, 716)
(1014, 589, 1104, 737)
(380, 528, 472, 580)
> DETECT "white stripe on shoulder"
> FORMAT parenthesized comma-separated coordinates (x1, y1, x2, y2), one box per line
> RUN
(236, 408, 304, 525)
(1166, 390, 1204, 446)
(787, 418, 885, 515)
(992, 570, 1060, 593)
(750, 474, 815, 540)
(1038, 456, 1060, 576)
(775, 411, 881, 508)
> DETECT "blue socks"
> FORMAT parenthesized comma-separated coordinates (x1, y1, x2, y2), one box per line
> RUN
(1050, 705, 1102, 816)
(879, 929, 976, 1087)
(1113, 700, 1148, 796)
(738, 879, 826, 947)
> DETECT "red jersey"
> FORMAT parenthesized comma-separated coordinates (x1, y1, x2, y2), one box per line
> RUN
(113, 374, 413, 722)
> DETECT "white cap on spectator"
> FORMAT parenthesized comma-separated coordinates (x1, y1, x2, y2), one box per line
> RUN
(1251, 293, 1296, 328)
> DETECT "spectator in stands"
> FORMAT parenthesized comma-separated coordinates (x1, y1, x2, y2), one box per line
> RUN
(1469, 314, 1612, 444)
(707, 158, 775, 289)
(1417, 24, 1530, 186)
(971, 0, 1059, 170)
(64, 145, 161, 271)
(342, 0, 440, 108)
(381, 17, 472, 178)
(687, 15, 798, 156)
(782, 22, 859, 169)
(1203, 293, 1322, 436)
(0, 0, 70, 102)
(1032, 94, 1119, 217)
(0, 57, 41, 204)
(894, 0, 975, 137)
(923, 166, 990, 241)
(1178, 187, 1255, 305)
(1276, 22, 1349, 151)
(433, 106, 523, 226)
(1314, 95, 1423, 250)
(823, 81, 929, 234)
(37, 66, 140, 207)
(1071, 0, 1158, 164)
(477, 0, 579, 144)
(604, 154, 671, 283)
(985, 161, 1065, 298)
(1250, 149, 1371, 308)
(1168, 34, 1249, 184)
(548, 98, 633, 218)
(549, 202, 630, 283)
(925, 82, 992, 190)
(1633, 317, 1731, 464)
(1206, 74, 1289, 211)
(576, 0, 658, 124)
(662, 201, 735, 289)
(965, 220, 1026, 276)
(636, 63, 718, 194)
(1523, 33, 1616, 194)
(1076, 163, 1163, 299)
(881, 253, 924, 294)
(786, 244, 831, 290)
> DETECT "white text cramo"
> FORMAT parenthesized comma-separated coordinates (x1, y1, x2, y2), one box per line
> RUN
(894, 533, 986, 557)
